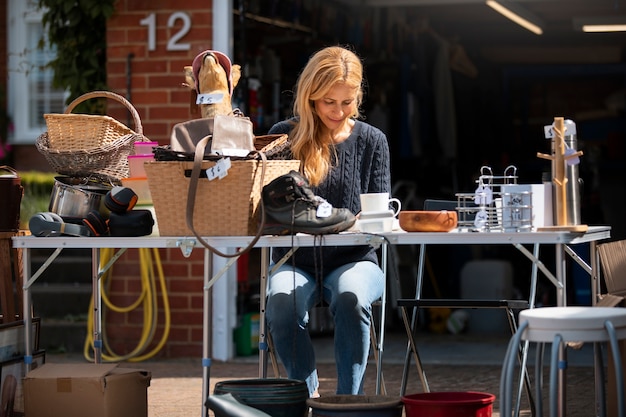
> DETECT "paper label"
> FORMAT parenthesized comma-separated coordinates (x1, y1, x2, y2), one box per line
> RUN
(474, 210, 488, 229)
(544, 122, 577, 139)
(474, 185, 493, 205)
(316, 201, 333, 218)
(206, 157, 231, 180)
(196, 93, 224, 104)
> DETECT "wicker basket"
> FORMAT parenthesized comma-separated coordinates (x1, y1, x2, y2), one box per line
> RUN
(36, 91, 146, 183)
(145, 158, 300, 236)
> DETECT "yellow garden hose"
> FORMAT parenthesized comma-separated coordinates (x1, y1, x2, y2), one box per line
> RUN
(83, 247, 171, 362)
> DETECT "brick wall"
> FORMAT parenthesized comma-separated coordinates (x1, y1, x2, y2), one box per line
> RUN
(103, 0, 217, 358)
(103, 248, 206, 358)
(106, 0, 213, 144)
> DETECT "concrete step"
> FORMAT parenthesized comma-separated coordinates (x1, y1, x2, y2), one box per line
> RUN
(39, 319, 88, 354)
(31, 283, 92, 318)
(30, 248, 92, 285)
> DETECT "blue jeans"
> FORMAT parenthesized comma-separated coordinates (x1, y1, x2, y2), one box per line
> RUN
(265, 260, 384, 396)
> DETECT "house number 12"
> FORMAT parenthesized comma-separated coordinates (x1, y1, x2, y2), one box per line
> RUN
(140, 12, 191, 52)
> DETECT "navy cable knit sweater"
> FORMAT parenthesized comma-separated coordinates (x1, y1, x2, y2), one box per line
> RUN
(268, 119, 391, 273)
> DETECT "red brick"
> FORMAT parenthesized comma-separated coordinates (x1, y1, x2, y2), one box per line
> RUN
(167, 343, 202, 358)
(168, 294, 191, 309)
(170, 311, 203, 326)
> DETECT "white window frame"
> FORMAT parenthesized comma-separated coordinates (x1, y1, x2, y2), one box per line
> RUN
(7, 0, 67, 144)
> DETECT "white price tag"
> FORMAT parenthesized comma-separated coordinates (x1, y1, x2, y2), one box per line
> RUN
(316, 201, 333, 218)
(474, 185, 493, 205)
(474, 210, 488, 229)
(544, 122, 576, 139)
(196, 93, 224, 104)
(544, 125, 554, 139)
(205, 157, 231, 180)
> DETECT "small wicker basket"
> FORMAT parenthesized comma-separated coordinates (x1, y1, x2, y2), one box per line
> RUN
(44, 114, 134, 150)
(36, 91, 147, 183)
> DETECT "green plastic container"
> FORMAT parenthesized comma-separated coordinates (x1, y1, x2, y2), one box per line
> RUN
(234, 313, 260, 356)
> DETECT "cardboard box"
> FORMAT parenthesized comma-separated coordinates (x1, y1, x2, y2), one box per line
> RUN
(23, 363, 151, 417)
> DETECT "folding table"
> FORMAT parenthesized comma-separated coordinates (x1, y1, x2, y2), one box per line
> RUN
(13, 226, 610, 417)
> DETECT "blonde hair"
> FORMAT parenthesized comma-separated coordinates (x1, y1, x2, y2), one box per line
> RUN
(290, 46, 364, 186)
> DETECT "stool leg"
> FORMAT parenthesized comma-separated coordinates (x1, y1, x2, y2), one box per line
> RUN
(535, 343, 545, 417)
(517, 340, 536, 417)
(593, 342, 607, 417)
(605, 321, 625, 417)
(500, 321, 528, 417)
(549, 334, 564, 417)
(500, 335, 517, 417)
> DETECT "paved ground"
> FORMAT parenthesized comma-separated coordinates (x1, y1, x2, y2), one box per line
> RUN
(46, 331, 607, 417)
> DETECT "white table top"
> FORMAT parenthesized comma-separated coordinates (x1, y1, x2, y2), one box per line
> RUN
(12, 225, 611, 250)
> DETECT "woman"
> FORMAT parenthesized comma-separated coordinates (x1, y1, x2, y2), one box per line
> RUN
(264, 46, 392, 397)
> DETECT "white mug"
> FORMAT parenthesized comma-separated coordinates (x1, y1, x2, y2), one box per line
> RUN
(360, 193, 401, 216)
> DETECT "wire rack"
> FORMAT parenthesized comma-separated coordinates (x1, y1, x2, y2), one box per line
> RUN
(456, 165, 533, 232)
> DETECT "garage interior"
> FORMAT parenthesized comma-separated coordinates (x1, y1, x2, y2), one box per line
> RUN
(229, 0, 626, 308)
(231, 0, 625, 232)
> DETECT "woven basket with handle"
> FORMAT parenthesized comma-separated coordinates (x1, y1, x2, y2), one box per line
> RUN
(36, 91, 147, 183)
(145, 134, 299, 237)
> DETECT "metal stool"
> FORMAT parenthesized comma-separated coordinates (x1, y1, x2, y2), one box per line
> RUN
(500, 307, 626, 417)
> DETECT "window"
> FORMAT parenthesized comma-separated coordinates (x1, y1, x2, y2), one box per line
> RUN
(7, 0, 66, 144)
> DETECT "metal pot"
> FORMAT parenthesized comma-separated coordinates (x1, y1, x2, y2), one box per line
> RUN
(49, 176, 111, 219)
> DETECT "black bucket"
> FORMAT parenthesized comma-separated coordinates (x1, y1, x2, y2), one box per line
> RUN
(307, 395, 404, 417)
(0, 166, 24, 231)
(212, 378, 308, 417)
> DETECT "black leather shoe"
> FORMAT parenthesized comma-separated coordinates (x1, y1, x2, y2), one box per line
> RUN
(262, 171, 356, 235)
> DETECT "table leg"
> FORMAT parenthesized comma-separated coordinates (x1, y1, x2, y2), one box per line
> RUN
(22, 247, 33, 370)
(13, 232, 25, 321)
(590, 241, 605, 415)
(400, 243, 427, 395)
(202, 249, 213, 417)
(258, 247, 269, 378)
(375, 243, 388, 395)
(555, 243, 566, 306)
(91, 248, 102, 363)
(555, 243, 567, 417)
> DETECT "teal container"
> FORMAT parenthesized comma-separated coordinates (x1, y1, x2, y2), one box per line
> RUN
(234, 312, 260, 356)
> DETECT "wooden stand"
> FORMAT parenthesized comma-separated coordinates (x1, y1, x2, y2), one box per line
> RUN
(537, 117, 588, 233)
(0, 230, 27, 323)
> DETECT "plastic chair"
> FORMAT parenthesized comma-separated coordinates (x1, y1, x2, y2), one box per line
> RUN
(500, 306, 626, 417)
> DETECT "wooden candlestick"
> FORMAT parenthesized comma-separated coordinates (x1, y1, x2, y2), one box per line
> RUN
(537, 117, 587, 232)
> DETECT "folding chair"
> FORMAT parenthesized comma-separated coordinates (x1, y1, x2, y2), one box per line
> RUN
(260, 243, 391, 395)
(397, 199, 535, 416)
